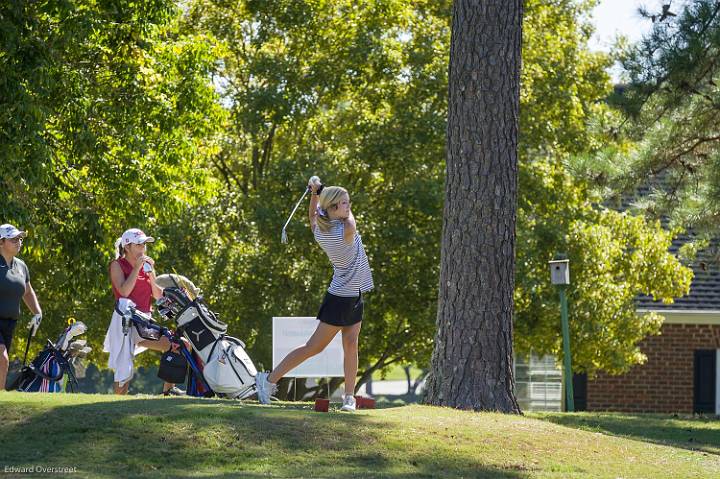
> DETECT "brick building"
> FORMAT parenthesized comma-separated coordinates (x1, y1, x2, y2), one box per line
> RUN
(577, 240, 720, 414)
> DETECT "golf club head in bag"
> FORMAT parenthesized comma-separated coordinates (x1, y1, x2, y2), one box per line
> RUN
(67, 339, 87, 352)
(68, 340, 91, 358)
(155, 273, 201, 301)
(156, 286, 192, 321)
(56, 321, 88, 352)
(75, 346, 92, 359)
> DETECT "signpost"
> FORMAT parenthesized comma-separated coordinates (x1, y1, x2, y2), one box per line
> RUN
(549, 259, 574, 412)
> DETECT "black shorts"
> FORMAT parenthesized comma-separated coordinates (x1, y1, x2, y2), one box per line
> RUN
(317, 292, 364, 327)
(0, 318, 18, 353)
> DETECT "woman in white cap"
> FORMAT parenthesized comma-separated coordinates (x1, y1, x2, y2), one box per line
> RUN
(256, 177, 374, 411)
(0, 224, 42, 390)
(103, 228, 183, 395)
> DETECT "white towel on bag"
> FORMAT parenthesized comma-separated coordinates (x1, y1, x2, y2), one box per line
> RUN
(103, 298, 148, 385)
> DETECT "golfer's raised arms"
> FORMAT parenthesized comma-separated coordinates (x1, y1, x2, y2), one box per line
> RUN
(342, 209, 356, 245)
(308, 175, 322, 231)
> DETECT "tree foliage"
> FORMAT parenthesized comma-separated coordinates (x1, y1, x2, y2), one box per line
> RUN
(1, 0, 226, 363)
(514, 0, 693, 375)
(181, 0, 449, 388)
(596, 0, 720, 232)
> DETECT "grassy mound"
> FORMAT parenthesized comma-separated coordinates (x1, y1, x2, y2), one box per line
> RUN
(1, 392, 718, 478)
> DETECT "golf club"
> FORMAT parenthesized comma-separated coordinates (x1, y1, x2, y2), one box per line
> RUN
(68, 339, 87, 352)
(21, 327, 33, 367)
(281, 176, 321, 244)
(73, 346, 92, 359)
(57, 322, 88, 352)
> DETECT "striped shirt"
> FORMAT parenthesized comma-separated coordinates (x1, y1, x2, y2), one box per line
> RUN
(314, 220, 374, 297)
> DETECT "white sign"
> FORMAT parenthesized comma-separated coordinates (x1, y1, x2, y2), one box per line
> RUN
(272, 317, 344, 378)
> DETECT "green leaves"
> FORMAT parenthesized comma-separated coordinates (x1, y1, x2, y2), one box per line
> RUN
(513, 0, 693, 375)
(178, 0, 449, 377)
(609, 0, 720, 231)
(1, 0, 225, 361)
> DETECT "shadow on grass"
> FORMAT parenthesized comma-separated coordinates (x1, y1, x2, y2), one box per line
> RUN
(366, 392, 430, 410)
(1, 396, 527, 479)
(533, 412, 720, 456)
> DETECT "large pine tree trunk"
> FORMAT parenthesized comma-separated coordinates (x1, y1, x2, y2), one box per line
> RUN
(423, 0, 522, 412)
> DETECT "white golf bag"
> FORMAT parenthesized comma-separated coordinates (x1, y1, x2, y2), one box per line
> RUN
(171, 293, 258, 400)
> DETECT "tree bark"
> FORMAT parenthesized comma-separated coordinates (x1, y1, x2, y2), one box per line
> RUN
(423, 0, 522, 412)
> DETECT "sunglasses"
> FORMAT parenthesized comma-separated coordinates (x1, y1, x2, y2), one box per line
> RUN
(7, 237, 24, 244)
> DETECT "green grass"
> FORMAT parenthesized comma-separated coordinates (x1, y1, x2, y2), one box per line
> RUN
(530, 411, 720, 456)
(1, 393, 718, 478)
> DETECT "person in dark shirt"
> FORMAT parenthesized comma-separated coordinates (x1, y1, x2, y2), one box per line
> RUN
(0, 224, 42, 390)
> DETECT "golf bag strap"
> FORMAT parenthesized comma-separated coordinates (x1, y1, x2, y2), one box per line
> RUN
(30, 353, 67, 382)
(224, 347, 247, 385)
(56, 351, 79, 392)
(27, 366, 63, 382)
(206, 335, 225, 360)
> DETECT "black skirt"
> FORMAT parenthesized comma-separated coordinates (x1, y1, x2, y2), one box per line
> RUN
(317, 292, 364, 327)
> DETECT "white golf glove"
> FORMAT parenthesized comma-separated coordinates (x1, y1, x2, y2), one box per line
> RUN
(308, 175, 322, 190)
(28, 313, 42, 336)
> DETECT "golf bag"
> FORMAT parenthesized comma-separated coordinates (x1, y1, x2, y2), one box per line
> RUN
(118, 301, 213, 396)
(157, 286, 258, 400)
(8, 322, 91, 393)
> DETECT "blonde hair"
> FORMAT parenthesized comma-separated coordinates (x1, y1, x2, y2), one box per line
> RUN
(316, 186, 348, 233)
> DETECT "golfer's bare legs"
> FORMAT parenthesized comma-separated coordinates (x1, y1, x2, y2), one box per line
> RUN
(341, 321, 361, 395)
(113, 381, 129, 395)
(112, 338, 174, 395)
(268, 322, 341, 383)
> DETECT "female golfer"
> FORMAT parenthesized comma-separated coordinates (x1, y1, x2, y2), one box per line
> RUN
(0, 224, 42, 390)
(256, 177, 374, 411)
(103, 228, 184, 395)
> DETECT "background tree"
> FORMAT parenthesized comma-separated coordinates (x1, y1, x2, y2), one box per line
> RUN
(588, 0, 720, 233)
(513, 0, 694, 376)
(1, 0, 226, 366)
(423, 0, 523, 412)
